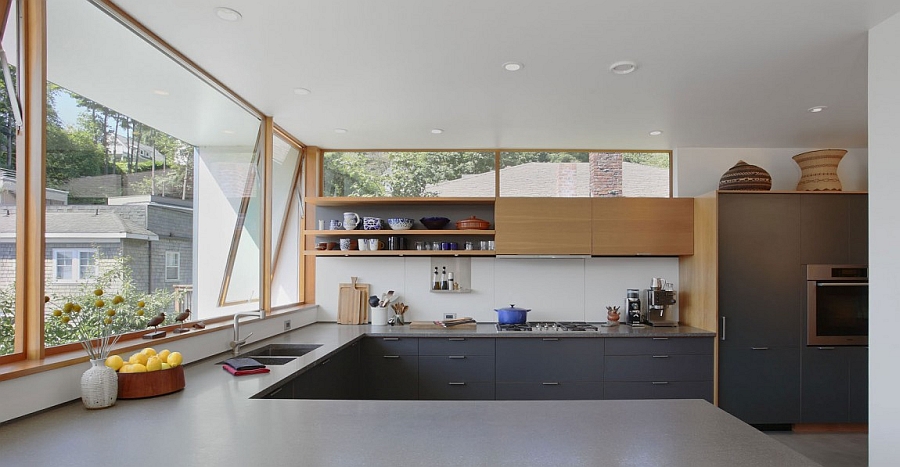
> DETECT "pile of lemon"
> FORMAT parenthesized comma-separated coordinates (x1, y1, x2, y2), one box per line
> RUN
(105, 348, 183, 373)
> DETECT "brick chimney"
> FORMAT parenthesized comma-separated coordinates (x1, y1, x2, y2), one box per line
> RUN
(556, 163, 578, 197)
(589, 152, 623, 197)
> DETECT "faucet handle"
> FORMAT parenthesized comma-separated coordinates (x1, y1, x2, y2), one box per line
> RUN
(242, 332, 253, 342)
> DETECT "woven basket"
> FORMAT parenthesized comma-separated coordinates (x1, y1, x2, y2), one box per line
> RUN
(793, 149, 846, 191)
(718, 160, 772, 191)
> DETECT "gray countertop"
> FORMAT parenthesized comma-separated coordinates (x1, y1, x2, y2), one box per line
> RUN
(0, 323, 816, 467)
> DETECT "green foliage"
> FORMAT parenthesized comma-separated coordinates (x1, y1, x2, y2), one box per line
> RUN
(623, 152, 669, 168)
(0, 283, 14, 356)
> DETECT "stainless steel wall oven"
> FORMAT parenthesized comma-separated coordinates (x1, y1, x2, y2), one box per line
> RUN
(806, 264, 868, 346)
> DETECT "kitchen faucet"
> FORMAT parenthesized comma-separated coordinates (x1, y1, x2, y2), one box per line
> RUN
(230, 310, 263, 356)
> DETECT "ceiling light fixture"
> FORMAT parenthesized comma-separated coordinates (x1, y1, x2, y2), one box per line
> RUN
(808, 106, 828, 113)
(609, 60, 638, 75)
(152, 90, 169, 96)
(431, 129, 444, 134)
(649, 130, 663, 136)
(334, 128, 348, 134)
(293, 87, 311, 96)
(215, 7, 242, 22)
(222, 130, 235, 134)
(503, 62, 523, 72)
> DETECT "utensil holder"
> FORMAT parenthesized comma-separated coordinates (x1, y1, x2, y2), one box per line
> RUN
(371, 307, 388, 326)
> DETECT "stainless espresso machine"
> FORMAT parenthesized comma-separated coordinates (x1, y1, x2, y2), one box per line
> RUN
(642, 278, 677, 327)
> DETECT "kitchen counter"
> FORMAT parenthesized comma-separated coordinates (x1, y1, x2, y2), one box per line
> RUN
(0, 323, 816, 467)
(367, 322, 716, 338)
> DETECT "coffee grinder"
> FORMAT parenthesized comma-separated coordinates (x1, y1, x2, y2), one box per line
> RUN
(625, 289, 643, 325)
(643, 278, 677, 327)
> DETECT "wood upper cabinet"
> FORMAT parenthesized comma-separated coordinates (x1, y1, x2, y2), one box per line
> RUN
(494, 198, 592, 255)
(591, 198, 693, 256)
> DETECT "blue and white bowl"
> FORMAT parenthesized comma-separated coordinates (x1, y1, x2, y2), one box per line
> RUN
(363, 217, 383, 230)
(387, 218, 414, 230)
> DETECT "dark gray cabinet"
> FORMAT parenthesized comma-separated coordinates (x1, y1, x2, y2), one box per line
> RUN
(717, 194, 802, 424)
(802, 346, 868, 423)
(496, 337, 603, 400)
(361, 337, 418, 399)
(419, 337, 495, 400)
(604, 337, 714, 402)
(800, 194, 868, 265)
(293, 341, 360, 399)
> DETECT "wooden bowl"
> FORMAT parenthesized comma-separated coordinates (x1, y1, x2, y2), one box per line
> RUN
(455, 216, 491, 230)
(117, 366, 185, 399)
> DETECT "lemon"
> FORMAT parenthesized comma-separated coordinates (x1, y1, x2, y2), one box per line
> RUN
(160, 363, 171, 370)
(166, 352, 183, 367)
(105, 355, 124, 371)
(130, 363, 148, 373)
(119, 364, 133, 373)
(146, 356, 162, 372)
(129, 352, 148, 366)
(141, 347, 157, 357)
(157, 349, 170, 362)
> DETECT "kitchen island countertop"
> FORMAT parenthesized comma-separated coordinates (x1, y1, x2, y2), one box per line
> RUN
(0, 323, 815, 467)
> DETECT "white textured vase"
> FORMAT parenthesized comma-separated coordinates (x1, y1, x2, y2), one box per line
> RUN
(81, 358, 117, 409)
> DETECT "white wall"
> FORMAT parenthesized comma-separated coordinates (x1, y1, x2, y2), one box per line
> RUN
(674, 147, 868, 197)
(867, 13, 900, 466)
(0, 307, 317, 424)
(315, 257, 680, 324)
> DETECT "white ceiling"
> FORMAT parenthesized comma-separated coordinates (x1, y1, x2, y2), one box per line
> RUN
(108, 0, 900, 150)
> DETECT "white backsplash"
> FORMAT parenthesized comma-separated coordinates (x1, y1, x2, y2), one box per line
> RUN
(316, 256, 680, 323)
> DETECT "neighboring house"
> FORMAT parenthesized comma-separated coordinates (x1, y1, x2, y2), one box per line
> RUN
(0, 195, 193, 302)
(0, 168, 69, 205)
(426, 156, 669, 197)
(106, 134, 165, 163)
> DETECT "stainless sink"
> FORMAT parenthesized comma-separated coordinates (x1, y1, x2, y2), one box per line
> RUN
(244, 343, 323, 357)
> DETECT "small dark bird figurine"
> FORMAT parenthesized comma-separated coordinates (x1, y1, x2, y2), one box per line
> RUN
(146, 312, 166, 330)
(142, 312, 167, 340)
(174, 309, 191, 334)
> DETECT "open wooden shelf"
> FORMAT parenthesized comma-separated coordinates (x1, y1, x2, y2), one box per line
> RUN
(305, 250, 495, 257)
(307, 197, 496, 206)
(308, 230, 495, 236)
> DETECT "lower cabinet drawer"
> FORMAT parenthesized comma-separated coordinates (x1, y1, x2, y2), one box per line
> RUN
(604, 354, 713, 382)
(360, 355, 418, 400)
(419, 382, 495, 400)
(604, 381, 713, 402)
(419, 356, 495, 382)
(495, 382, 602, 400)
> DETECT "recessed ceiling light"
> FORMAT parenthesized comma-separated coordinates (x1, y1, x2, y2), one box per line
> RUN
(609, 60, 638, 75)
(152, 90, 169, 96)
(649, 130, 663, 136)
(293, 88, 311, 96)
(222, 129, 235, 134)
(431, 129, 444, 134)
(334, 128, 348, 134)
(502, 62, 523, 72)
(808, 106, 828, 113)
(215, 7, 242, 22)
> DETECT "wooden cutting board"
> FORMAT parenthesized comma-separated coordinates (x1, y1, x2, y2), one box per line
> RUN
(338, 278, 369, 324)
(409, 321, 477, 330)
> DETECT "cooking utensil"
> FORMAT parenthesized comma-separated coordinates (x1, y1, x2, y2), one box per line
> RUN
(337, 277, 369, 324)
(369, 295, 380, 307)
(495, 304, 530, 324)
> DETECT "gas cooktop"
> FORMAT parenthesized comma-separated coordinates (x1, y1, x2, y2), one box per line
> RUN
(496, 321, 599, 332)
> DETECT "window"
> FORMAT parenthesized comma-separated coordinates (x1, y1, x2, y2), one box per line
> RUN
(165, 251, 180, 282)
(53, 249, 96, 281)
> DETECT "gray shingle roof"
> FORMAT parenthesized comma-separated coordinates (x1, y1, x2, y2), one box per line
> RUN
(426, 161, 669, 197)
(0, 212, 158, 240)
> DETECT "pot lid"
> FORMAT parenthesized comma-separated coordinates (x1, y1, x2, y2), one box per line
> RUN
(495, 304, 531, 312)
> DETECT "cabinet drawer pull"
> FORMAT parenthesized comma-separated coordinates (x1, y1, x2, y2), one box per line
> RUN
(652, 381, 670, 385)
(751, 347, 769, 350)
(542, 338, 560, 341)
(268, 387, 285, 396)
(542, 382, 560, 386)
(319, 358, 331, 366)
(382, 337, 400, 341)
(652, 337, 669, 341)
(448, 355, 466, 359)
(383, 355, 400, 359)
(448, 338, 466, 341)
(448, 382, 466, 386)
(721, 317, 726, 341)
(818, 347, 836, 350)
(651, 355, 669, 358)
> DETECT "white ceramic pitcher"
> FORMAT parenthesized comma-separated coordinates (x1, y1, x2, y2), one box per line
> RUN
(343, 212, 360, 230)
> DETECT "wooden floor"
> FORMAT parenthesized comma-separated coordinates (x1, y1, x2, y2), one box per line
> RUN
(766, 432, 867, 467)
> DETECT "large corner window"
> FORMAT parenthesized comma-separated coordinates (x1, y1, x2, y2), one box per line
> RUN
(323, 151, 496, 197)
(41, 0, 261, 351)
(0, 0, 17, 357)
(499, 151, 671, 197)
(271, 131, 302, 307)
